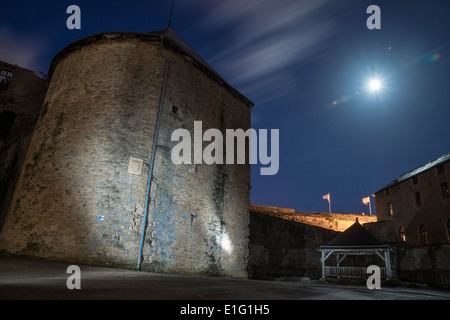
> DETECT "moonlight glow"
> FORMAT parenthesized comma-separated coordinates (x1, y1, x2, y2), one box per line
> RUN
(368, 78, 382, 92)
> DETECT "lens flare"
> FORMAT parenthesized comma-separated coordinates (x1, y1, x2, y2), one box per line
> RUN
(425, 52, 441, 64)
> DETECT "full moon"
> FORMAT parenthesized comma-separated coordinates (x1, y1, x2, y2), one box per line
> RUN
(368, 78, 382, 92)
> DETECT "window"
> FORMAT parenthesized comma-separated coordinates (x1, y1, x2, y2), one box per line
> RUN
(0, 111, 17, 140)
(172, 105, 178, 114)
(447, 219, 450, 241)
(399, 227, 406, 243)
(387, 202, 394, 216)
(384, 188, 390, 196)
(441, 182, 449, 199)
(419, 225, 428, 246)
(437, 164, 445, 174)
(412, 176, 418, 185)
(415, 192, 422, 208)
(0, 70, 13, 90)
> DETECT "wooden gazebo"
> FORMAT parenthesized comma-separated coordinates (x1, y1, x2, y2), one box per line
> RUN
(318, 218, 395, 279)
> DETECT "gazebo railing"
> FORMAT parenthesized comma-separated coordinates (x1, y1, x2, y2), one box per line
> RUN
(324, 266, 386, 278)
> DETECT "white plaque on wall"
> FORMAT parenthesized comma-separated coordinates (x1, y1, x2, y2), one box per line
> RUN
(127, 156, 143, 175)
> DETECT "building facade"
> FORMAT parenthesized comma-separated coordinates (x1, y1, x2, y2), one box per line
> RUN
(0, 60, 48, 235)
(0, 28, 253, 278)
(0, 61, 48, 149)
(365, 153, 450, 289)
(371, 153, 450, 247)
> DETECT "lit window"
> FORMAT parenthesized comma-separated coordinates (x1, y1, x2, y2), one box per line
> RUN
(441, 182, 449, 199)
(399, 227, 406, 243)
(0, 70, 13, 90)
(419, 225, 428, 246)
(387, 202, 394, 216)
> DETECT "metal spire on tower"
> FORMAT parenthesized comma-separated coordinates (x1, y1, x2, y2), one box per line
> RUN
(167, 0, 175, 28)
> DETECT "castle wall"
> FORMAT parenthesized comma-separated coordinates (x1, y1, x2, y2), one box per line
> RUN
(250, 204, 377, 232)
(0, 61, 48, 238)
(249, 210, 338, 280)
(0, 134, 34, 233)
(392, 244, 450, 290)
(0, 33, 251, 277)
(0, 61, 48, 146)
(366, 158, 450, 289)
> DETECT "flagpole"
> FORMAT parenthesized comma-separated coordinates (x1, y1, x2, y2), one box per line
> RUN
(328, 196, 331, 214)
(362, 196, 372, 216)
(323, 193, 331, 214)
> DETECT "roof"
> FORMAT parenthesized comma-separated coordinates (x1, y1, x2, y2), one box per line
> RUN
(0, 60, 47, 81)
(319, 218, 388, 249)
(375, 152, 450, 194)
(48, 27, 254, 108)
(150, 28, 221, 80)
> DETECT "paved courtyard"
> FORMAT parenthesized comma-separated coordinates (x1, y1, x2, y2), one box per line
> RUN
(1, 254, 449, 301)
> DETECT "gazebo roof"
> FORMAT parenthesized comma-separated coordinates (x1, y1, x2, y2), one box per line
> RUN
(318, 218, 395, 279)
(319, 218, 389, 250)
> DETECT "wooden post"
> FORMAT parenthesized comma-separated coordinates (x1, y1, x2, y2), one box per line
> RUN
(384, 249, 392, 279)
(321, 251, 325, 278)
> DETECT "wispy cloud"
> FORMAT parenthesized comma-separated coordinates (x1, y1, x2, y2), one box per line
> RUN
(0, 28, 49, 73)
(196, 0, 347, 103)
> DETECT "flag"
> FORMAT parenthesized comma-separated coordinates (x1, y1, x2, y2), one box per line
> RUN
(323, 193, 330, 201)
(362, 197, 370, 205)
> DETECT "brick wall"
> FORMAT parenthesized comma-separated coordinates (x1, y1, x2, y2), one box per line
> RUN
(0, 32, 251, 278)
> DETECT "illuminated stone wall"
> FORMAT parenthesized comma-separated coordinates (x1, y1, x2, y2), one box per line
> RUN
(250, 204, 377, 232)
(0, 32, 252, 278)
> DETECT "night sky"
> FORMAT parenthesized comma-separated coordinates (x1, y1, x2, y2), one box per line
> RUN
(1, 0, 449, 215)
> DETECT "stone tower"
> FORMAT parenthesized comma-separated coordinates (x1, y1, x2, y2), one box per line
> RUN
(0, 28, 253, 278)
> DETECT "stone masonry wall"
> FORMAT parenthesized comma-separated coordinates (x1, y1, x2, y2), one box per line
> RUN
(249, 210, 338, 279)
(250, 204, 376, 232)
(0, 134, 34, 233)
(0, 33, 251, 278)
(394, 244, 450, 290)
(373, 160, 450, 246)
(0, 60, 48, 148)
(0, 60, 47, 242)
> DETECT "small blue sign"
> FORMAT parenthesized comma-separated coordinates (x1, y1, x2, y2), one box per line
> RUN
(97, 215, 104, 221)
